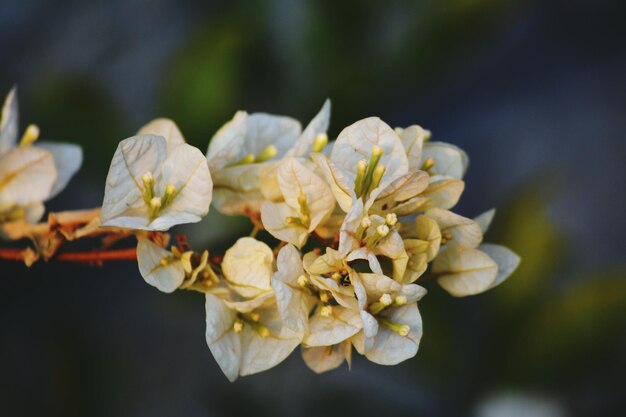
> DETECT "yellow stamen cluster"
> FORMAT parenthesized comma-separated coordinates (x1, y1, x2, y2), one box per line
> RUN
(354, 146, 386, 198)
(19, 124, 40, 147)
(141, 171, 178, 222)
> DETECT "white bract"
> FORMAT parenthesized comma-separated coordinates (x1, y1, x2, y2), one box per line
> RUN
(89, 99, 521, 380)
(205, 293, 302, 382)
(101, 119, 212, 230)
(0, 88, 82, 226)
(207, 100, 330, 215)
(261, 157, 335, 248)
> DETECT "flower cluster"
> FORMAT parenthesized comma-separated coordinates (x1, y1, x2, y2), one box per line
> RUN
(99, 100, 520, 381)
(0, 87, 519, 382)
(0, 88, 82, 228)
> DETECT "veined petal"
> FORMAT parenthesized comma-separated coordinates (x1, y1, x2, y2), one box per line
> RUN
(277, 157, 335, 231)
(421, 178, 464, 210)
(311, 152, 353, 212)
(480, 243, 521, 290)
(206, 111, 247, 171)
(0, 146, 56, 205)
(260, 201, 309, 248)
(422, 141, 469, 179)
(433, 246, 498, 297)
(365, 303, 422, 365)
(331, 117, 409, 191)
(239, 319, 301, 377)
(136, 237, 185, 293)
(427, 208, 483, 249)
(101, 135, 166, 227)
(286, 99, 331, 157)
(205, 294, 240, 382)
(37, 142, 82, 199)
(243, 113, 301, 157)
(301, 341, 350, 374)
(272, 244, 312, 334)
(304, 306, 362, 347)
(0, 87, 18, 156)
(150, 143, 212, 230)
(399, 125, 426, 171)
(474, 208, 496, 234)
(222, 237, 274, 298)
(137, 118, 186, 153)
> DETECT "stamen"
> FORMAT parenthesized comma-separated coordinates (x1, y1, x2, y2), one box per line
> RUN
(297, 275, 308, 287)
(380, 318, 410, 337)
(312, 133, 328, 153)
(354, 160, 367, 197)
(233, 320, 244, 333)
(394, 295, 408, 306)
(421, 157, 435, 171)
(256, 145, 278, 162)
(19, 124, 40, 147)
(320, 305, 333, 317)
(385, 213, 398, 226)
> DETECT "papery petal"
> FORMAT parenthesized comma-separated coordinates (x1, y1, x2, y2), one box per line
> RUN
(0, 87, 18, 156)
(304, 306, 362, 347)
(206, 111, 247, 171)
(137, 118, 186, 152)
(474, 208, 496, 234)
(271, 244, 312, 334)
(421, 178, 464, 210)
(222, 237, 274, 298)
(427, 208, 483, 249)
(37, 142, 82, 199)
(399, 125, 425, 171)
(480, 243, 521, 289)
(433, 246, 498, 297)
(101, 135, 166, 227)
(286, 99, 331, 157)
(277, 157, 335, 230)
(239, 305, 302, 376)
(0, 146, 56, 205)
(311, 152, 353, 212)
(422, 141, 469, 179)
(205, 294, 240, 382)
(365, 303, 422, 365)
(149, 143, 212, 230)
(301, 342, 349, 374)
(136, 238, 185, 293)
(260, 201, 308, 248)
(331, 117, 408, 191)
(243, 113, 301, 157)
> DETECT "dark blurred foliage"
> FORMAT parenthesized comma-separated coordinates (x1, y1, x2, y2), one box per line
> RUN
(1, 0, 625, 416)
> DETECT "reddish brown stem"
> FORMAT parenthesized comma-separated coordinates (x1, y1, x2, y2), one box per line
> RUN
(0, 247, 137, 265)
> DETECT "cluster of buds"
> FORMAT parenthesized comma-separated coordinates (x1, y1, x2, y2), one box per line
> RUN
(0, 89, 520, 382)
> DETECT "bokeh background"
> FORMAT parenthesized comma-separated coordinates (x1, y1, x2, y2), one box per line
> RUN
(1, 1, 625, 416)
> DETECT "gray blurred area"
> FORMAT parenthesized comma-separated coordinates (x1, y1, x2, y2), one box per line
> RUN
(1, 1, 624, 416)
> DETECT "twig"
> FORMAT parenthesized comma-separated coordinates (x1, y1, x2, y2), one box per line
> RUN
(0, 247, 137, 266)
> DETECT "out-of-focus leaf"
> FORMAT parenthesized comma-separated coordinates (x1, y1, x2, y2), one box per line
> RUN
(506, 271, 626, 381)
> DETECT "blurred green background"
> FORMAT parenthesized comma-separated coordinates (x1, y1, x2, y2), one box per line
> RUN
(1, 1, 624, 416)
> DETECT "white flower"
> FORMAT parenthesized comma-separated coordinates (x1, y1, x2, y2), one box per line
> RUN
(136, 237, 185, 293)
(271, 244, 315, 334)
(207, 101, 330, 215)
(479, 243, 521, 290)
(0, 88, 82, 225)
(351, 272, 426, 365)
(301, 340, 352, 374)
(260, 157, 335, 248)
(432, 246, 498, 297)
(101, 124, 212, 230)
(313, 117, 409, 212)
(205, 294, 301, 382)
(400, 214, 441, 283)
(221, 237, 274, 298)
(426, 207, 483, 249)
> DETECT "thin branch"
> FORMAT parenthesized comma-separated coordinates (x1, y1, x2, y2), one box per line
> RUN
(0, 247, 137, 266)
